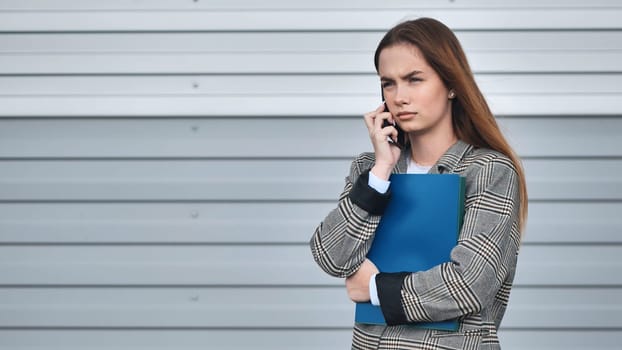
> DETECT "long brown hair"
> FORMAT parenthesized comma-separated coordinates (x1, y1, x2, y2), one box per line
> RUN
(374, 17, 528, 231)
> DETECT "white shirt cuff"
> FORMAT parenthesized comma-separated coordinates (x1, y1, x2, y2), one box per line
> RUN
(369, 273, 380, 306)
(368, 171, 391, 194)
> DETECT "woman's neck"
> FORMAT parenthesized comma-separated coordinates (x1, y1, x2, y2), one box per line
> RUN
(408, 132, 458, 166)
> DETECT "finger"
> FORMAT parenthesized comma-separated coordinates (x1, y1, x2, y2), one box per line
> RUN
(374, 110, 391, 131)
(375, 122, 401, 148)
(365, 259, 380, 273)
(386, 125, 399, 144)
(380, 103, 395, 124)
(375, 112, 397, 137)
(363, 103, 388, 131)
(376, 104, 395, 127)
(364, 103, 385, 121)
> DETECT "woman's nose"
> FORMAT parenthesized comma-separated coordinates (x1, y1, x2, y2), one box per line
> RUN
(393, 85, 410, 105)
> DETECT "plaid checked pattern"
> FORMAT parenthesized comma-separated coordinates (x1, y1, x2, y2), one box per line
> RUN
(310, 141, 522, 350)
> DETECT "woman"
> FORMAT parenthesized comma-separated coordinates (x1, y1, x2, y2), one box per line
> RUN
(310, 18, 528, 350)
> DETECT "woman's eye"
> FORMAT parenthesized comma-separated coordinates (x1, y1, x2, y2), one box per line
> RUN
(410, 77, 422, 83)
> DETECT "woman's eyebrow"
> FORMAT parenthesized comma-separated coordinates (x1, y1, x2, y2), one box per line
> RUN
(401, 70, 424, 79)
(380, 70, 424, 81)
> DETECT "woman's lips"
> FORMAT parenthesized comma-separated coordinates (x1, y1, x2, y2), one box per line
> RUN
(396, 112, 418, 119)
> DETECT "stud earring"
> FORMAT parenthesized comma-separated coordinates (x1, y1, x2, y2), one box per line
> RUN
(448, 90, 456, 99)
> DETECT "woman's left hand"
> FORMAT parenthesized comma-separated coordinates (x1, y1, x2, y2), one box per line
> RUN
(345, 259, 380, 302)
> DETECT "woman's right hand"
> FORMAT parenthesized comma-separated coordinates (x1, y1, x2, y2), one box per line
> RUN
(363, 104, 402, 180)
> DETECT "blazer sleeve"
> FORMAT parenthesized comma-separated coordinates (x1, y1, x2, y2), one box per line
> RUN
(375, 154, 522, 325)
(309, 153, 392, 278)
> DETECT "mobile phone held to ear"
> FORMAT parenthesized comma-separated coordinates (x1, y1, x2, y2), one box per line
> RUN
(381, 103, 406, 149)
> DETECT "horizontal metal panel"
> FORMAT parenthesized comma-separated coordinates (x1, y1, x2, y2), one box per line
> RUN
(1, 44, 621, 75)
(2, 0, 620, 11)
(0, 329, 619, 350)
(2, 94, 621, 116)
(1, 74, 620, 95)
(0, 287, 619, 329)
(0, 159, 620, 201)
(0, 159, 346, 201)
(499, 331, 622, 350)
(0, 74, 620, 116)
(1, 31, 621, 75)
(0, 117, 619, 158)
(1, 202, 619, 244)
(523, 202, 622, 244)
(0, 245, 619, 286)
(523, 159, 622, 200)
(0, 329, 353, 350)
(2, 32, 619, 54)
(0, 8, 620, 31)
(0, 118, 370, 157)
(0, 287, 353, 328)
(0, 202, 330, 244)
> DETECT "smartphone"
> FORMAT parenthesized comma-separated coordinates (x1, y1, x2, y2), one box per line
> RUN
(381, 101, 406, 149)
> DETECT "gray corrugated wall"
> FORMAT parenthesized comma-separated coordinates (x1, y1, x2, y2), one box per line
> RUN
(0, 1, 621, 349)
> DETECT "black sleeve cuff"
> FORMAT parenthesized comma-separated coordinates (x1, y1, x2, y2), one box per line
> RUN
(348, 169, 391, 216)
(376, 272, 409, 326)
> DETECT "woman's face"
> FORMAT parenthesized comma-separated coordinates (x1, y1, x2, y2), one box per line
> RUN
(378, 43, 454, 139)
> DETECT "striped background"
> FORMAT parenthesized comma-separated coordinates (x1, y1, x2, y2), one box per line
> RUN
(0, 1, 621, 349)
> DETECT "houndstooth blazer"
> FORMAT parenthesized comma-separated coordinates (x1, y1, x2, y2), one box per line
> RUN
(310, 140, 522, 350)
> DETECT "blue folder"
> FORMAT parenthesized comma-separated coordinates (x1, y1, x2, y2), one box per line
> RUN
(355, 174, 465, 331)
